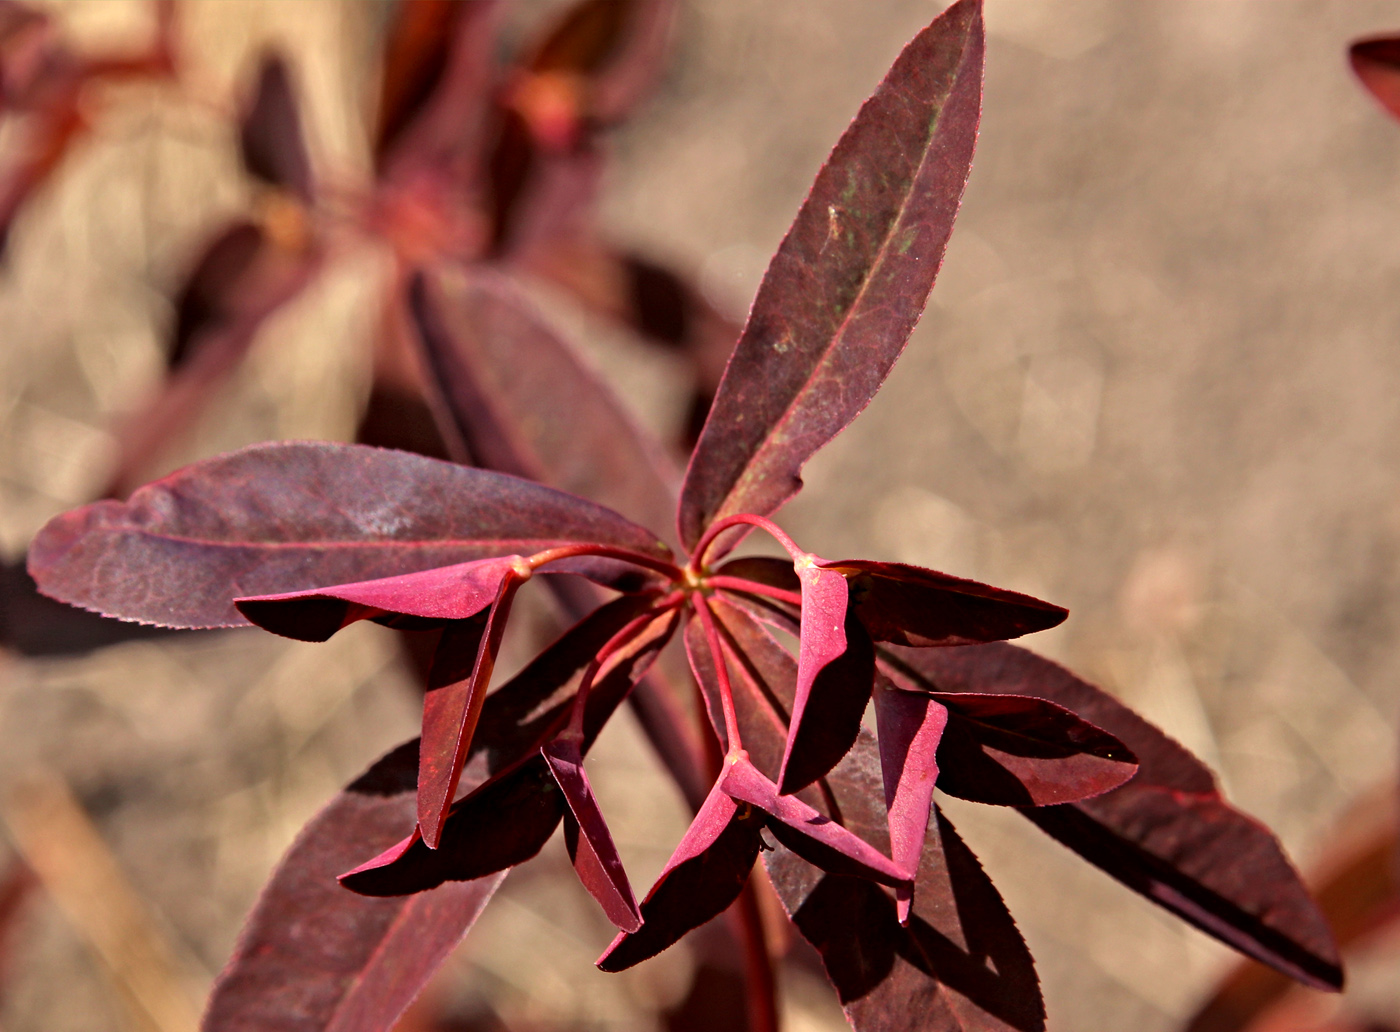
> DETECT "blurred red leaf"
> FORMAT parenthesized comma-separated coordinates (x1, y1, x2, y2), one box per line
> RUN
(1351, 37, 1400, 124)
(240, 51, 314, 201)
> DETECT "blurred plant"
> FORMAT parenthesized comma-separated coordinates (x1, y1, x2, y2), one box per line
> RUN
(22, 3, 1346, 1031)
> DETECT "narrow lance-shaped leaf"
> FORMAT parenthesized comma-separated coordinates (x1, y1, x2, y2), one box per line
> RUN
(678, 0, 984, 553)
(873, 682, 948, 924)
(595, 779, 764, 973)
(239, 51, 314, 201)
(202, 740, 506, 1032)
(883, 641, 1343, 991)
(29, 441, 671, 629)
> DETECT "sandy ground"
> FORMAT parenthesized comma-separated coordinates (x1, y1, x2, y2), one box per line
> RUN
(1, 2, 1399, 1030)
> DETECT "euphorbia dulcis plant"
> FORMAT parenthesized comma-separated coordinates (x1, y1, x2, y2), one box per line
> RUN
(27, 3, 1341, 1029)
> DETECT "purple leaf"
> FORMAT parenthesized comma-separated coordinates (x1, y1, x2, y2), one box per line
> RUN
(202, 740, 505, 1032)
(884, 641, 1343, 991)
(778, 580, 876, 795)
(342, 607, 679, 896)
(409, 270, 680, 542)
(29, 441, 671, 629)
(417, 575, 524, 849)
(926, 691, 1137, 807)
(873, 684, 948, 923)
(595, 780, 764, 972)
(239, 51, 313, 201)
(677, 0, 984, 552)
(721, 754, 909, 888)
(832, 559, 1067, 646)
(1351, 37, 1400, 124)
(166, 221, 266, 372)
(545, 738, 642, 932)
(234, 554, 529, 642)
(765, 732, 1045, 1032)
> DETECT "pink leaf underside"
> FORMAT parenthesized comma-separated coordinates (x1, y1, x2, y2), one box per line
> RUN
(417, 580, 522, 849)
(873, 686, 949, 924)
(722, 754, 909, 888)
(234, 554, 525, 641)
(28, 441, 670, 629)
(408, 269, 680, 545)
(202, 740, 505, 1032)
(544, 738, 642, 931)
(596, 779, 763, 972)
(925, 690, 1138, 807)
(884, 641, 1343, 991)
(240, 50, 314, 201)
(677, 0, 984, 553)
(777, 562, 854, 790)
(686, 591, 1046, 1028)
(1351, 37, 1400, 124)
(828, 559, 1067, 646)
(342, 605, 679, 896)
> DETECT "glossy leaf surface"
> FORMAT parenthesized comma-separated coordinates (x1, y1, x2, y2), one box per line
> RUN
(29, 441, 670, 628)
(596, 780, 764, 972)
(928, 691, 1137, 806)
(203, 741, 504, 1032)
(678, 0, 984, 551)
(884, 642, 1343, 990)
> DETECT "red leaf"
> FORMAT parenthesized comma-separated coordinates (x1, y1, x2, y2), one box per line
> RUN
(203, 740, 505, 1032)
(546, 739, 642, 932)
(417, 575, 524, 849)
(722, 754, 909, 887)
(872, 685, 948, 923)
(234, 554, 530, 641)
(1350, 37, 1400, 124)
(240, 51, 313, 201)
(765, 733, 1045, 1032)
(777, 579, 875, 795)
(342, 606, 679, 895)
(832, 560, 1067, 647)
(884, 641, 1343, 991)
(29, 441, 671, 629)
(409, 270, 680, 543)
(677, 0, 984, 552)
(923, 691, 1137, 807)
(595, 780, 764, 972)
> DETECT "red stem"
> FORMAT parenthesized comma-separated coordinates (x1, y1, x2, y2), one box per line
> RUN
(706, 575, 802, 608)
(693, 597, 743, 755)
(527, 542, 684, 582)
(728, 879, 779, 1032)
(691, 513, 804, 571)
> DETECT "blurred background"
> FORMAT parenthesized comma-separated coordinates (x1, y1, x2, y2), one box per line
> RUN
(1, 1, 1399, 1030)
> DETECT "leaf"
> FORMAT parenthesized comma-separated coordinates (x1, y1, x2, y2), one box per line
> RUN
(202, 740, 506, 1032)
(233, 554, 529, 641)
(677, 0, 984, 552)
(166, 221, 266, 372)
(416, 576, 523, 848)
(721, 754, 909, 887)
(239, 51, 313, 200)
(765, 734, 1045, 1032)
(1350, 37, 1400, 124)
(883, 641, 1343, 991)
(546, 739, 643, 932)
(926, 691, 1137, 806)
(342, 607, 679, 895)
(409, 269, 680, 543)
(872, 685, 948, 923)
(30, 441, 672, 629)
(833, 560, 1067, 647)
(778, 578, 875, 795)
(595, 780, 764, 972)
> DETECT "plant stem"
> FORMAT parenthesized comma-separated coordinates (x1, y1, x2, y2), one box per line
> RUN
(693, 597, 744, 754)
(706, 575, 802, 607)
(526, 542, 684, 582)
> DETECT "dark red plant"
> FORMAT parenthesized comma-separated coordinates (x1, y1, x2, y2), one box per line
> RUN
(25, 3, 1341, 1030)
